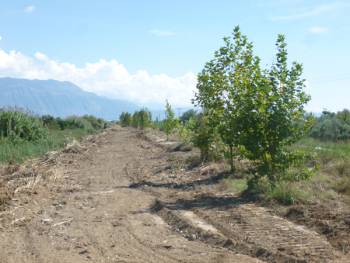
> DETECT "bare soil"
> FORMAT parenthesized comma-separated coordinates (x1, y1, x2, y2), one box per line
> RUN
(0, 126, 348, 262)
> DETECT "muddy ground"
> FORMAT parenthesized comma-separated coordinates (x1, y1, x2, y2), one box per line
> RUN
(0, 126, 349, 262)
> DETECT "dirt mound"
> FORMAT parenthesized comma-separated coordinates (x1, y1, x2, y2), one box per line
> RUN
(63, 140, 86, 154)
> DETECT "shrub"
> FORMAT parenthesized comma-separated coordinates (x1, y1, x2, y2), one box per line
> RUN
(41, 115, 60, 129)
(49, 115, 107, 132)
(64, 116, 94, 132)
(82, 115, 106, 130)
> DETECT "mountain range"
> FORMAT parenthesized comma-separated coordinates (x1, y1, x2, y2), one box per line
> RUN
(0, 78, 139, 120)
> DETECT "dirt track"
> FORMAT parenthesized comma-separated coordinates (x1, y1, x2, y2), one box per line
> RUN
(0, 126, 348, 262)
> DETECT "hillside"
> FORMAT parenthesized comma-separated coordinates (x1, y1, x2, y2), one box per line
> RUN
(0, 78, 138, 120)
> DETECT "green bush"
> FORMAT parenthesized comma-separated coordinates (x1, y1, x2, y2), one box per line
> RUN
(50, 115, 107, 132)
(0, 109, 47, 141)
(41, 115, 60, 129)
(82, 115, 106, 130)
(42, 115, 108, 131)
(64, 116, 94, 132)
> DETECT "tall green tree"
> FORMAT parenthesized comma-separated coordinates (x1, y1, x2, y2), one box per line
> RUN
(195, 26, 312, 184)
(195, 26, 261, 173)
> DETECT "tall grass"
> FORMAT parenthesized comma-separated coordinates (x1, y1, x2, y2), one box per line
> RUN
(223, 137, 350, 204)
(0, 109, 108, 164)
(0, 110, 46, 141)
(0, 129, 90, 163)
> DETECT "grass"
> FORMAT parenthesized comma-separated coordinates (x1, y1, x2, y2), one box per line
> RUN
(271, 138, 350, 204)
(293, 137, 350, 160)
(0, 128, 92, 164)
(225, 178, 248, 193)
(222, 138, 350, 205)
(265, 182, 312, 205)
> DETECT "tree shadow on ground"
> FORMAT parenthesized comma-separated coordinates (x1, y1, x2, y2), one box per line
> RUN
(129, 171, 230, 191)
(151, 194, 251, 212)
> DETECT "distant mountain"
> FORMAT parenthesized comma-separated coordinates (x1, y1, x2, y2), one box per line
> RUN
(0, 78, 139, 120)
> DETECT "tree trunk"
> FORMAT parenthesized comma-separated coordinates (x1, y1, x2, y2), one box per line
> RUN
(229, 145, 235, 174)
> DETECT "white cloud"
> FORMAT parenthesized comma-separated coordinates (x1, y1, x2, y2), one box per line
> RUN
(308, 26, 329, 34)
(0, 36, 2, 41)
(24, 5, 36, 13)
(0, 49, 197, 107)
(270, 2, 349, 21)
(149, 29, 176, 37)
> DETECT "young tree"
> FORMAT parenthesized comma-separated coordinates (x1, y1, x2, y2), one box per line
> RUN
(195, 26, 261, 173)
(195, 26, 312, 184)
(245, 34, 311, 183)
(163, 100, 178, 140)
(188, 112, 217, 161)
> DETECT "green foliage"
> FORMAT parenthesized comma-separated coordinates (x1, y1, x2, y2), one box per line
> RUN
(163, 100, 178, 140)
(176, 122, 192, 143)
(82, 115, 107, 130)
(152, 117, 164, 131)
(187, 113, 220, 161)
(246, 176, 309, 204)
(119, 112, 132, 127)
(194, 26, 311, 185)
(0, 111, 106, 164)
(64, 116, 94, 132)
(265, 182, 307, 205)
(57, 115, 107, 132)
(41, 115, 107, 132)
(180, 109, 197, 124)
(0, 128, 90, 164)
(310, 109, 350, 141)
(0, 109, 47, 141)
(131, 109, 152, 129)
(41, 115, 60, 129)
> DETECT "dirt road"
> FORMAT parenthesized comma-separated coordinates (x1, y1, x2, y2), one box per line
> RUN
(0, 126, 347, 262)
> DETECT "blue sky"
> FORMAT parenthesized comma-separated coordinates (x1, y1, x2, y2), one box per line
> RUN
(0, 0, 349, 111)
